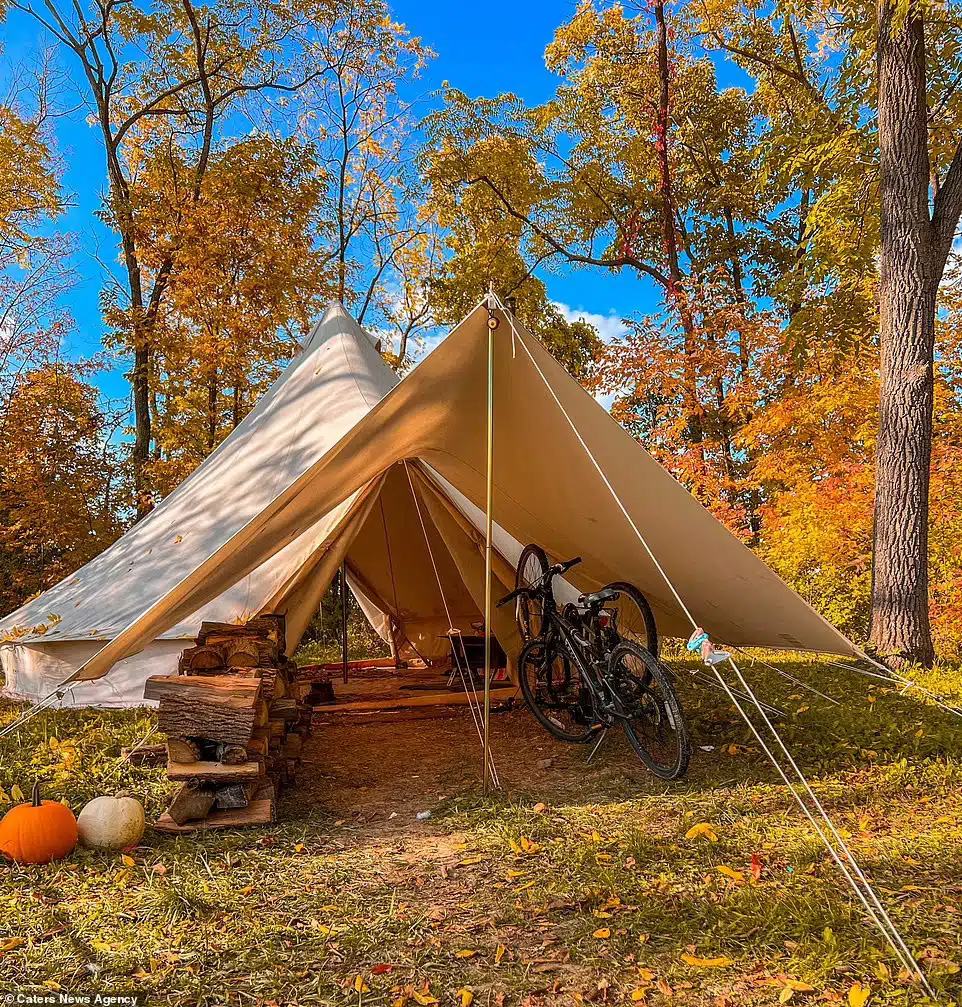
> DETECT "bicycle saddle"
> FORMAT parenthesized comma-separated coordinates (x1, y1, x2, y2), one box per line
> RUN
(579, 587, 621, 608)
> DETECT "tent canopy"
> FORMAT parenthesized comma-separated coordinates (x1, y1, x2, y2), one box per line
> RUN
(51, 300, 857, 687)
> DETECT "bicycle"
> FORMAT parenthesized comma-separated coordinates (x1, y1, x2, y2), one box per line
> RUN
(499, 553, 690, 781)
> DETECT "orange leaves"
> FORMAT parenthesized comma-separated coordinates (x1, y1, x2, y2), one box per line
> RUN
(685, 822, 718, 842)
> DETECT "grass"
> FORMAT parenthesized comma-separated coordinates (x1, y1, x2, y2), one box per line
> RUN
(0, 657, 960, 1007)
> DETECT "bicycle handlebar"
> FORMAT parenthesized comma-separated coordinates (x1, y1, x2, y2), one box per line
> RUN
(496, 556, 583, 608)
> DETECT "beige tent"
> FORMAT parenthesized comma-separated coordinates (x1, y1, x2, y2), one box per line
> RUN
(31, 298, 856, 697)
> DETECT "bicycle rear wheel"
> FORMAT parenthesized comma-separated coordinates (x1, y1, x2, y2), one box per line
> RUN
(603, 582, 659, 658)
(608, 641, 689, 780)
(515, 544, 549, 641)
(518, 639, 595, 744)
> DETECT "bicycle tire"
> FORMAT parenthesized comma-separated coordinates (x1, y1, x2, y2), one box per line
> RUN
(518, 638, 595, 744)
(608, 640, 690, 780)
(515, 544, 550, 641)
(603, 581, 659, 659)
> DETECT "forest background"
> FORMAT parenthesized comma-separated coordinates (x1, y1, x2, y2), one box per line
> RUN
(2, 0, 960, 668)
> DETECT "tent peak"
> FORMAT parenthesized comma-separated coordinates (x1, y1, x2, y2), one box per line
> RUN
(302, 302, 383, 353)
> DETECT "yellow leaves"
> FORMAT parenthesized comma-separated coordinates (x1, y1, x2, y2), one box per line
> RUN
(779, 987, 795, 1004)
(457, 990, 473, 1007)
(354, 975, 370, 994)
(10, 784, 24, 802)
(494, 945, 506, 964)
(408, 986, 438, 1006)
(121, 854, 136, 867)
(848, 981, 871, 1007)
(0, 938, 25, 953)
(459, 856, 484, 866)
(685, 822, 718, 842)
(454, 949, 477, 959)
(680, 953, 733, 967)
(592, 928, 611, 939)
(629, 991, 647, 1002)
(520, 836, 541, 854)
(294, 844, 307, 853)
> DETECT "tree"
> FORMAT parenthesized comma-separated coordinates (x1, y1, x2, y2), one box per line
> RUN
(126, 135, 330, 494)
(0, 365, 127, 611)
(9, 0, 362, 514)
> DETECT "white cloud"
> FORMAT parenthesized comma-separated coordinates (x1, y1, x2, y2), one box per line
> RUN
(552, 301, 628, 344)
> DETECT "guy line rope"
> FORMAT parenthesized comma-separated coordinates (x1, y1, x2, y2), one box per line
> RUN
(403, 461, 500, 788)
(492, 293, 934, 995)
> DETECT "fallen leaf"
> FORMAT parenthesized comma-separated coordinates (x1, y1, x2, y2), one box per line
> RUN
(848, 982, 871, 1007)
(455, 950, 477, 959)
(593, 928, 611, 939)
(495, 945, 506, 964)
(685, 823, 718, 842)
(716, 865, 744, 883)
(121, 854, 135, 867)
(630, 991, 647, 1002)
(681, 953, 733, 967)
(0, 938, 25, 952)
(10, 784, 24, 802)
(354, 975, 370, 994)
(458, 990, 474, 1007)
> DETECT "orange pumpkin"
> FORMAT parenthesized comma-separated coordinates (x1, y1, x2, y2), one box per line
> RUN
(0, 781, 78, 864)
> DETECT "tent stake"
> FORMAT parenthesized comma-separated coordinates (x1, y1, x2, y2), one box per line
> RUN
(341, 560, 349, 685)
(483, 293, 498, 793)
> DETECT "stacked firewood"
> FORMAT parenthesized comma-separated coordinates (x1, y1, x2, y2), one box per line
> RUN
(144, 616, 311, 832)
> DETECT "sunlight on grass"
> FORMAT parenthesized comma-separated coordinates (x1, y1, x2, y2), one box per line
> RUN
(0, 659, 959, 1006)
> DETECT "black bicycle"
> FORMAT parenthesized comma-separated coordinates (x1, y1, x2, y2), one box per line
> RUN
(500, 552, 690, 781)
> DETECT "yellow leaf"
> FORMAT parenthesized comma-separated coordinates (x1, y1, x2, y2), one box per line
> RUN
(520, 836, 541, 854)
(779, 987, 794, 1003)
(685, 823, 718, 842)
(630, 991, 647, 1002)
(354, 975, 370, 994)
(455, 950, 477, 959)
(592, 928, 611, 939)
(637, 968, 655, 982)
(410, 989, 438, 1006)
(121, 854, 135, 867)
(43, 981, 62, 991)
(532, 803, 547, 814)
(716, 865, 744, 883)
(459, 856, 483, 865)
(91, 939, 112, 952)
(0, 938, 25, 952)
(848, 982, 871, 1007)
(495, 945, 506, 964)
(11, 784, 24, 802)
(875, 962, 891, 981)
(506, 870, 525, 878)
(458, 990, 473, 1007)
(681, 953, 733, 967)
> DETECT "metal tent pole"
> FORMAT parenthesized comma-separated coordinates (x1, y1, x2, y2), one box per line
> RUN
(341, 560, 349, 685)
(483, 294, 498, 793)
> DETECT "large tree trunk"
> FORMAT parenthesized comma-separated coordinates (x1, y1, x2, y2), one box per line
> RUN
(870, 0, 936, 667)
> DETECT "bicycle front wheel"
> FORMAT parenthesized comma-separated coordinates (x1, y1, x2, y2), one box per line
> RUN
(608, 641, 690, 780)
(518, 639, 595, 744)
(515, 544, 549, 641)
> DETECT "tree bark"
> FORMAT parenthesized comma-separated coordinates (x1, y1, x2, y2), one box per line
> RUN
(870, 0, 936, 667)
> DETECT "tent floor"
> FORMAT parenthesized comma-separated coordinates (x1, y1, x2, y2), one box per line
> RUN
(312, 665, 515, 713)
(284, 703, 675, 832)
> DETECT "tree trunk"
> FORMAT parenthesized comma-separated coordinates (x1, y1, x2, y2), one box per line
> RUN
(870, 0, 936, 667)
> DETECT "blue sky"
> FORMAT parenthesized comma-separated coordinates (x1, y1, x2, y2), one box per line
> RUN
(4, 0, 664, 402)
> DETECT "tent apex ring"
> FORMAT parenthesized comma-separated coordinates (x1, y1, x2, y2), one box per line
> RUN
(487, 315, 500, 330)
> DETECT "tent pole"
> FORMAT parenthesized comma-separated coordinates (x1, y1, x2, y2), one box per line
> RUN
(341, 560, 349, 685)
(483, 295, 497, 793)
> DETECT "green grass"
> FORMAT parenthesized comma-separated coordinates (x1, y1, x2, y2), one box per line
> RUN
(0, 658, 960, 1006)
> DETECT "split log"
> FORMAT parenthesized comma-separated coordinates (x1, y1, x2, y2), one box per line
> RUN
(247, 730, 269, 758)
(178, 645, 225, 674)
(154, 799, 274, 833)
(214, 783, 250, 809)
(145, 675, 262, 746)
(167, 759, 263, 783)
(216, 743, 250, 765)
(168, 781, 216, 825)
(121, 742, 167, 766)
(269, 698, 299, 721)
(166, 737, 202, 764)
(282, 734, 303, 760)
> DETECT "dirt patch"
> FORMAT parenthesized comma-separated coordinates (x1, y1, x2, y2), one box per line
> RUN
(288, 701, 709, 837)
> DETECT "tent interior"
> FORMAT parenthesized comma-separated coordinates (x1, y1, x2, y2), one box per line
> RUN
(276, 459, 524, 696)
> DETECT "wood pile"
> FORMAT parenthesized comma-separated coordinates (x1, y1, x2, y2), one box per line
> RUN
(144, 616, 311, 832)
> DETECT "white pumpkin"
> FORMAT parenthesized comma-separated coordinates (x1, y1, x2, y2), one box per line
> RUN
(77, 793, 145, 850)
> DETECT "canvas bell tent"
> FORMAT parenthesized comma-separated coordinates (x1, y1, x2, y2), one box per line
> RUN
(0, 304, 525, 707)
(0, 297, 862, 711)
